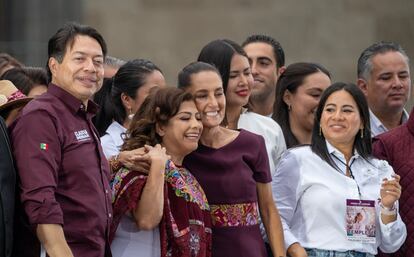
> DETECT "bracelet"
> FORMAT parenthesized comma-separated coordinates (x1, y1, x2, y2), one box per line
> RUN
(379, 202, 397, 216)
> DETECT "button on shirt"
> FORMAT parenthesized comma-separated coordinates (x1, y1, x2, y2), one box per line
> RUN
(370, 109, 409, 137)
(272, 142, 406, 255)
(11, 84, 113, 257)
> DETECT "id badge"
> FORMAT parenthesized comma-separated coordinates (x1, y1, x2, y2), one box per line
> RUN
(346, 199, 376, 244)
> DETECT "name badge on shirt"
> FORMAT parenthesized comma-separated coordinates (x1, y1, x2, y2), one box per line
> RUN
(74, 129, 91, 142)
(346, 199, 376, 244)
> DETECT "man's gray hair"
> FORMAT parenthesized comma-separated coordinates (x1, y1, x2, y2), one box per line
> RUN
(357, 41, 409, 80)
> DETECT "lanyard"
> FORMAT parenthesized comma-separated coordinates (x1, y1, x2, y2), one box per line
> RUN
(331, 154, 362, 198)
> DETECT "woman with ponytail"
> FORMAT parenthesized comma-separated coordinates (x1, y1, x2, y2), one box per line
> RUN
(99, 59, 166, 158)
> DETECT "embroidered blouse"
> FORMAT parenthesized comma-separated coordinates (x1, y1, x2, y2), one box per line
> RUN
(110, 160, 212, 257)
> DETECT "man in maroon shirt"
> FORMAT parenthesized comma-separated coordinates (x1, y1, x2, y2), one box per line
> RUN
(10, 23, 112, 257)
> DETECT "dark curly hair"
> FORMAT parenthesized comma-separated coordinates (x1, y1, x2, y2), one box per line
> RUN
(122, 87, 194, 151)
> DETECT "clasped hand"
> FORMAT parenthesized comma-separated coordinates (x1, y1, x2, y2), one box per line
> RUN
(380, 174, 401, 209)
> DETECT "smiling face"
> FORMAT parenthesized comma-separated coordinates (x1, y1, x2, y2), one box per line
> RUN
(243, 42, 279, 99)
(49, 35, 104, 105)
(158, 100, 203, 159)
(226, 54, 253, 108)
(186, 71, 225, 129)
(360, 51, 411, 114)
(284, 71, 331, 134)
(320, 90, 362, 151)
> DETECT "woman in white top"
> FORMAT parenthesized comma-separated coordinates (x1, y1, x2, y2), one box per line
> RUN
(99, 59, 166, 158)
(273, 82, 406, 257)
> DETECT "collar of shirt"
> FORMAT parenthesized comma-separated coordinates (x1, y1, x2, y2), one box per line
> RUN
(326, 140, 361, 175)
(48, 83, 99, 115)
(369, 108, 409, 137)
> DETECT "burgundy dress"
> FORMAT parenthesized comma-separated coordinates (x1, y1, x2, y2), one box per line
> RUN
(184, 129, 271, 257)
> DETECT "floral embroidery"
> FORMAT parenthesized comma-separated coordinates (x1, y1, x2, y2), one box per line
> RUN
(210, 202, 259, 227)
(110, 160, 212, 257)
(165, 161, 210, 211)
(189, 227, 201, 256)
(165, 188, 210, 240)
(111, 167, 144, 203)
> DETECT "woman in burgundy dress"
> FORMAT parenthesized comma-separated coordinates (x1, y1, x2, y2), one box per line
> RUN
(178, 61, 285, 257)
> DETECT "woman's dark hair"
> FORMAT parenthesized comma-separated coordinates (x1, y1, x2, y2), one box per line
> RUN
(272, 62, 331, 148)
(93, 59, 162, 136)
(177, 61, 221, 89)
(93, 78, 114, 136)
(0, 67, 48, 95)
(122, 87, 194, 151)
(311, 82, 371, 170)
(197, 39, 248, 94)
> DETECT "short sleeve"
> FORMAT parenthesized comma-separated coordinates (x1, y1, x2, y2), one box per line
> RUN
(252, 134, 272, 183)
(11, 110, 64, 225)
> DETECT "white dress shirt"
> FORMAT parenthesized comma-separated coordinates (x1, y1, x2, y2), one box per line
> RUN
(369, 109, 409, 137)
(101, 121, 127, 158)
(272, 142, 406, 255)
(238, 111, 287, 176)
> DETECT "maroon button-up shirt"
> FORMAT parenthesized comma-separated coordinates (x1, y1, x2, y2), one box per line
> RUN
(10, 84, 112, 257)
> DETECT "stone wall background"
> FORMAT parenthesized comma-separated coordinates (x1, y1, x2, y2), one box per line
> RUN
(1, 0, 414, 106)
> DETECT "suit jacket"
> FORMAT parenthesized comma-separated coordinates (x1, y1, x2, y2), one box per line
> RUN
(0, 117, 16, 257)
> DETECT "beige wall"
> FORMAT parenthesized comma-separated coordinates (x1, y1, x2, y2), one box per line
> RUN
(83, 0, 414, 106)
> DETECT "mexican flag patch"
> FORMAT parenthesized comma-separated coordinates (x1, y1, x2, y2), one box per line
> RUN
(40, 143, 48, 150)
